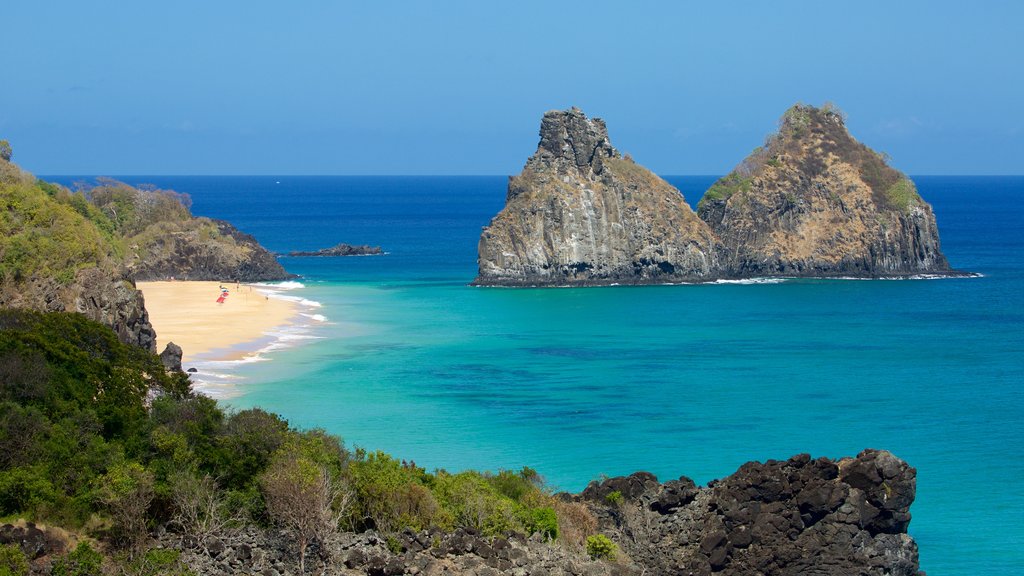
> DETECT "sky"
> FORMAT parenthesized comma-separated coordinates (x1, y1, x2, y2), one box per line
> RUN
(3, 0, 1022, 175)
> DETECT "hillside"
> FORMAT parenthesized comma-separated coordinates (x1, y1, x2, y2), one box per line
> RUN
(0, 147, 291, 351)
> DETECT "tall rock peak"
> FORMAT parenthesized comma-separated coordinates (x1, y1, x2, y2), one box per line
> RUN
(698, 103, 952, 277)
(476, 108, 719, 286)
(532, 107, 619, 176)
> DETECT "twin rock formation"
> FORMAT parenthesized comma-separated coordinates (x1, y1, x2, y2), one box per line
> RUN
(476, 105, 954, 286)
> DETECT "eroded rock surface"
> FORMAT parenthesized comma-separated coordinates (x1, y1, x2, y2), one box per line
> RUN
(164, 450, 920, 576)
(0, 268, 157, 352)
(129, 219, 293, 282)
(475, 108, 719, 286)
(698, 104, 952, 277)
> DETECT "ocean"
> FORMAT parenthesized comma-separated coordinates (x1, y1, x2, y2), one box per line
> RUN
(47, 174, 1024, 574)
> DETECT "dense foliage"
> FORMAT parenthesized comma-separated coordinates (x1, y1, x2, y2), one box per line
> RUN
(0, 311, 585, 572)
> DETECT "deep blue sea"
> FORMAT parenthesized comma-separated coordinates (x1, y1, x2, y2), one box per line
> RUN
(48, 174, 1024, 574)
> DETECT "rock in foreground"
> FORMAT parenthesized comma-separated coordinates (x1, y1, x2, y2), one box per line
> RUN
(475, 107, 719, 286)
(698, 104, 952, 278)
(168, 450, 920, 576)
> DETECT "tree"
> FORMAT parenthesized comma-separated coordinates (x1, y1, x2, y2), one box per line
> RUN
(169, 471, 237, 552)
(97, 462, 154, 556)
(260, 452, 351, 576)
(0, 140, 11, 162)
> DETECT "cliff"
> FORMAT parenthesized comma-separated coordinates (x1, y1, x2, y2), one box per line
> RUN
(80, 179, 292, 282)
(0, 160, 157, 351)
(126, 218, 293, 282)
(698, 104, 952, 277)
(475, 108, 719, 286)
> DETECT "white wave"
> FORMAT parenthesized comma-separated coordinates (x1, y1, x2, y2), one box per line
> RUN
(302, 313, 328, 322)
(712, 278, 787, 285)
(260, 291, 323, 308)
(252, 280, 305, 290)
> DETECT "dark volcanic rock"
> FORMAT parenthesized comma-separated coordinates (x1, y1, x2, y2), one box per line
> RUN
(160, 342, 183, 372)
(698, 104, 954, 278)
(161, 450, 921, 576)
(129, 218, 294, 282)
(475, 107, 720, 286)
(0, 267, 157, 352)
(285, 243, 384, 257)
(592, 450, 921, 575)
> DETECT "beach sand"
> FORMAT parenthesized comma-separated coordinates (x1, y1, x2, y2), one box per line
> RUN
(138, 281, 298, 363)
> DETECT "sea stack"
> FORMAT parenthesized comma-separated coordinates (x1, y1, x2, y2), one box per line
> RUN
(698, 104, 952, 277)
(474, 107, 719, 286)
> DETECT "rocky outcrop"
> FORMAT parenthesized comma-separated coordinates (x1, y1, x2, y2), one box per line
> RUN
(0, 268, 157, 352)
(698, 104, 953, 277)
(579, 449, 920, 575)
(160, 342, 184, 372)
(475, 108, 719, 286)
(128, 218, 294, 282)
(285, 243, 384, 257)
(158, 450, 920, 576)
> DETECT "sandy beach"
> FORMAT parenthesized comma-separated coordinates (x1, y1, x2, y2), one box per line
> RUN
(138, 281, 298, 363)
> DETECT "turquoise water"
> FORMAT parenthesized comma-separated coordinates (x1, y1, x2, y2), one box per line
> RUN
(51, 175, 1024, 573)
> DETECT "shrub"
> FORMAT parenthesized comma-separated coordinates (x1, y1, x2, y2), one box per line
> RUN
(51, 541, 104, 576)
(97, 461, 155, 554)
(604, 491, 623, 505)
(585, 534, 617, 560)
(554, 500, 597, 549)
(884, 178, 920, 212)
(120, 548, 194, 576)
(350, 451, 439, 532)
(0, 466, 56, 515)
(0, 543, 28, 576)
(528, 507, 558, 540)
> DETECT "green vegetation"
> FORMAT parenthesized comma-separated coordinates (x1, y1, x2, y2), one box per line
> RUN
(883, 178, 921, 212)
(697, 173, 752, 212)
(51, 542, 103, 576)
(585, 534, 617, 560)
(0, 309, 578, 572)
(0, 544, 29, 576)
(698, 104, 921, 214)
(604, 490, 623, 505)
(0, 177, 118, 286)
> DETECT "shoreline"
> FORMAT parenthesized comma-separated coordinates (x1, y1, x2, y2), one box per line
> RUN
(137, 280, 325, 397)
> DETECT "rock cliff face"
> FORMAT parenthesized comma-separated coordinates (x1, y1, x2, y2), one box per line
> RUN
(0, 268, 156, 352)
(151, 450, 919, 576)
(475, 108, 719, 286)
(698, 104, 951, 277)
(128, 219, 293, 282)
(581, 449, 919, 575)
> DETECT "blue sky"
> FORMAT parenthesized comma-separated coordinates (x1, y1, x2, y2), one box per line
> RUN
(3, 1, 1022, 175)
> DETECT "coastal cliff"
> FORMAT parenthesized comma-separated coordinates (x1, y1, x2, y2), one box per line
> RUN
(1, 150, 290, 352)
(0, 158, 157, 351)
(475, 108, 719, 286)
(127, 218, 293, 282)
(698, 104, 951, 277)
